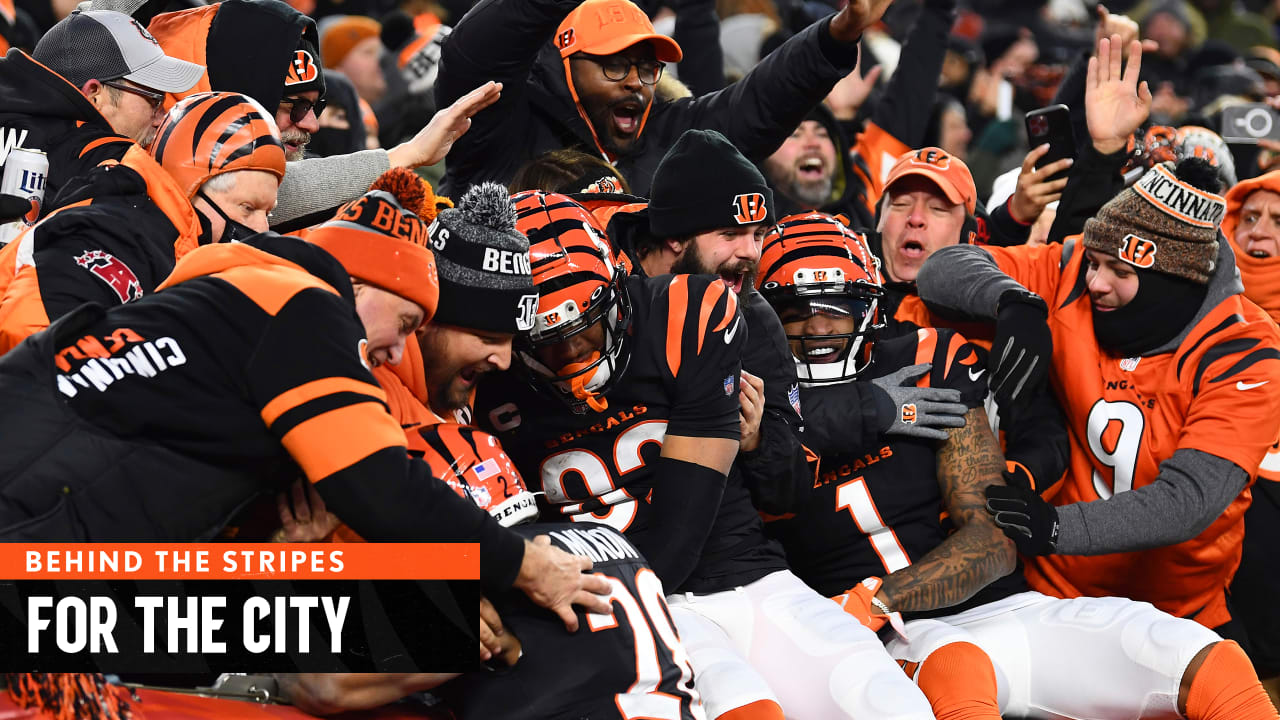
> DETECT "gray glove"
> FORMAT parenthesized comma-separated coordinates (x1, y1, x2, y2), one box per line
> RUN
(869, 363, 967, 441)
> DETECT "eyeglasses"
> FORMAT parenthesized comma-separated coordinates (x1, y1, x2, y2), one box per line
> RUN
(103, 79, 166, 111)
(572, 55, 665, 85)
(278, 96, 327, 124)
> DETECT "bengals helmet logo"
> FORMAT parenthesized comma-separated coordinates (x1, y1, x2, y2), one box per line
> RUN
(285, 50, 319, 86)
(732, 193, 768, 224)
(813, 270, 828, 281)
(909, 148, 951, 169)
(1119, 233, 1157, 268)
(901, 403, 917, 424)
(75, 250, 142, 303)
(557, 28, 576, 50)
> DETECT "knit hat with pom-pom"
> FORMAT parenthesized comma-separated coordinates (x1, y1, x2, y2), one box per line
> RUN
(428, 182, 538, 333)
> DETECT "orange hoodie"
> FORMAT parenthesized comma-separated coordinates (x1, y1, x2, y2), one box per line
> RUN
(1223, 170, 1280, 326)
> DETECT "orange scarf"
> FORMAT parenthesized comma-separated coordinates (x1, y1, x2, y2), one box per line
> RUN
(1228, 237, 1280, 325)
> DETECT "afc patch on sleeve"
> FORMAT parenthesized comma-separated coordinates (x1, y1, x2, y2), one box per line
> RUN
(75, 250, 142, 303)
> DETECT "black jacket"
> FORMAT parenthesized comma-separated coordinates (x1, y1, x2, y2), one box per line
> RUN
(0, 234, 525, 591)
(436, 0, 859, 196)
(0, 49, 132, 217)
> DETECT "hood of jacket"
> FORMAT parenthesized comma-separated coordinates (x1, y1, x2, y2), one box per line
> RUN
(0, 49, 110, 129)
(1222, 170, 1280, 324)
(148, 0, 320, 116)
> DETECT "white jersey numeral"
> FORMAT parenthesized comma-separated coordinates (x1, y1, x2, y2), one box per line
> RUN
(540, 421, 669, 532)
(587, 569, 706, 720)
(836, 476, 911, 573)
(1086, 399, 1145, 498)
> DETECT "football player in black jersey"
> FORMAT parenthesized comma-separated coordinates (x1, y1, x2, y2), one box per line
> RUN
(760, 211, 1244, 720)
(476, 191, 934, 720)
(280, 422, 707, 720)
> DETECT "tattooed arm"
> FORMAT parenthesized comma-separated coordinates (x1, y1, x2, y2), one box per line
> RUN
(877, 406, 1018, 613)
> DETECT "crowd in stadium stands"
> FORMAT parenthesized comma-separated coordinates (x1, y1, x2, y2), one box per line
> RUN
(3, 0, 1280, 717)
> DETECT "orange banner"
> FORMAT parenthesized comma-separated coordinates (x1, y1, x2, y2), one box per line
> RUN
(0, 543, 478, 580)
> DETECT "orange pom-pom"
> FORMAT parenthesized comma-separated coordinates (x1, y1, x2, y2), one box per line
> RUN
(368, 167, 449, 223)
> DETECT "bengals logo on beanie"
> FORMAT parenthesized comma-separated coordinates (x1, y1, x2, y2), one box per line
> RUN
(732, 193, 768, 224)
(285, 50, 319, 86)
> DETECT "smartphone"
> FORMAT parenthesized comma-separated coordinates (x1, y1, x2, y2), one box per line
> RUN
(1025, 104, 1075, 181)
(1221, 103, 1280, 144)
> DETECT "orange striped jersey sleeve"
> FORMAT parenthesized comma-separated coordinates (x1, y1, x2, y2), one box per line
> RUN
(237, 276, 407, 483)
(651, 273, 743, 440)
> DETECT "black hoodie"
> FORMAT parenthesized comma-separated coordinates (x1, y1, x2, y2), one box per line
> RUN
(0, 49, 133, 217)
(147, 0, 322, 117)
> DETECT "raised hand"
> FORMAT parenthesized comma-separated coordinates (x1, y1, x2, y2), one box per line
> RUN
(1086, 35, 1152, 155)
(388, 81, 503, 169)
(829, 0, 896, 44)
(826, 48, 884, 121)
(1008, 144, 1073, 224)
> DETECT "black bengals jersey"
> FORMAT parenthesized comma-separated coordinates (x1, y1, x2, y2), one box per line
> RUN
(767, 327, 1028, 616)
(477, 273, 771, 593)
(442, 522, 705, 720)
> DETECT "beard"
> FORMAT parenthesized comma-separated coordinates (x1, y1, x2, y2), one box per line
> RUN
(671, 241, 757, 292)
(785, 174, 833, 208)
(281, 130, 311, 161)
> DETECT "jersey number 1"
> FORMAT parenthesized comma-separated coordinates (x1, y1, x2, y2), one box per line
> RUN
(836, 476, 911, 573)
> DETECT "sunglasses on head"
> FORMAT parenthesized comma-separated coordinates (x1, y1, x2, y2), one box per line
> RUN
(278, 95, 327, 124)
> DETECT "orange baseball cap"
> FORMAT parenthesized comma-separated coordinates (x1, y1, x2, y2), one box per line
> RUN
(555, 0, 682, 62)
(884, 147, 978, 215)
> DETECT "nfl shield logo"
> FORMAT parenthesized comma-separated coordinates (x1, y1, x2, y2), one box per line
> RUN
(724, 375, 736, 395)
(1120, 357, 1140, 372)
(788, 383, 802, 417)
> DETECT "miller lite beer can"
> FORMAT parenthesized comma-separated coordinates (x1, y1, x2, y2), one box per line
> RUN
(1, 147, 48, 226)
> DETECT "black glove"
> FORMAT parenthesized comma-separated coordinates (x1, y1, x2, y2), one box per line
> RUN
(985, 484, 1059, 556)
(869, 363, 968, 441)
(989, 288, 1052, 409)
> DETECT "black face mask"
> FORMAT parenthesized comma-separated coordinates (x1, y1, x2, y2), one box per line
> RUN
(1092, 268, 1208, 357)
(197, 189, 260, 244)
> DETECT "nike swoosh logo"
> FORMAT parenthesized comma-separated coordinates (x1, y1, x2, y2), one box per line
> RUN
(724, 316, 741, 344)
(968, 367, 986, 382)
(1237, 380, 1270, 391)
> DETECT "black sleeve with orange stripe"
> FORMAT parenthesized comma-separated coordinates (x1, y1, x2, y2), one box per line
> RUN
(247, 288, 525, 590)
(655, 274, 744, 440)
(918, 327, 986, 408)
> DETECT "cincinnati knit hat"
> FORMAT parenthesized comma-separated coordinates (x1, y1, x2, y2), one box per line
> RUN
(1083, 160, 1226, 285)
(428, 183, 538, 333)
(649, 129, 774, 238)
(308, 188, 439, 321)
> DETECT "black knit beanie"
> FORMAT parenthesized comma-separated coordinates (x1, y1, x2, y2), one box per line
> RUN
(427, 183, 538, 334)
(649, 129, 775, 238)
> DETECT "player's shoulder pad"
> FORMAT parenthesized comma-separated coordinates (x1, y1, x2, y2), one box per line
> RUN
(1177, 303, 1280, 396)
(649, 273, 742, 379)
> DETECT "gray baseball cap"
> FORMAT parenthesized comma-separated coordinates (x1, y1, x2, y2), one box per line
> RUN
(33, 10, 204, 93)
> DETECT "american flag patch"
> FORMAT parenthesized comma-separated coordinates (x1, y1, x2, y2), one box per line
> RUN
(788, 383, 802, 417)
(471, 460, 499, 481)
